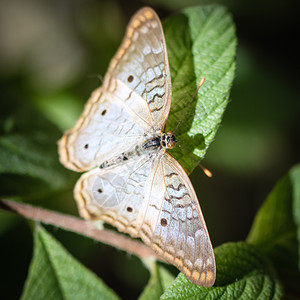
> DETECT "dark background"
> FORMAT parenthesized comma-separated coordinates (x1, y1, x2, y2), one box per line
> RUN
(0, 0, 299, 299)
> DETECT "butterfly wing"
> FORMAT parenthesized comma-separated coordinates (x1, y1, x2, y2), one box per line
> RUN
(58, 87, 152, 172)
(58, 7, 171, 172)
(74, 154, 153, 237)
(75, 150, 215, 287)
(103, 7, 172, 130)
(139, 152, 216, 287)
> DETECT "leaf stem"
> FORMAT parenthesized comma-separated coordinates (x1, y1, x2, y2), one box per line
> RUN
(0, 199, 159, 260)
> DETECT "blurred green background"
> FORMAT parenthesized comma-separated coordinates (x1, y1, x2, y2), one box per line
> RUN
(0, 0, 299, 299)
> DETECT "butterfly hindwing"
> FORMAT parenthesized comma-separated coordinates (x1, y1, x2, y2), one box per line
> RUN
(74, 154, 152, 237)
(75, 150, 216, 286)
(139, 153, 216, 286)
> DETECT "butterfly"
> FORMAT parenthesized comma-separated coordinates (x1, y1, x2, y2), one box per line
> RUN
(58, 7, 215, 287)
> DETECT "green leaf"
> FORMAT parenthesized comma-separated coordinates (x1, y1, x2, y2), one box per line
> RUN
(138, 261, 175, 300)
(161, 242, 283, 300)
(247, 164, 300, 292)
(21, 225, 120, 300)
(164, 5, 237, 172)
(0, 95, 74, 199)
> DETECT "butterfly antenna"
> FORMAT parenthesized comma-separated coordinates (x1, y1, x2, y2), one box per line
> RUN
(173, 77, 206, 134)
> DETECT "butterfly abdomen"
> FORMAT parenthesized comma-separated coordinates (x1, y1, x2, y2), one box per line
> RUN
(99, 152, 130, 169)
(99, 137, 158, 169)
(99, 133, 176, 169)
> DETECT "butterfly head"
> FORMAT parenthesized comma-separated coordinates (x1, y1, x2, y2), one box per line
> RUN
(161, 131, 176, 149)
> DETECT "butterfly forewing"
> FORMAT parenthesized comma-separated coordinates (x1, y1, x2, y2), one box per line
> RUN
(58, 6, 216, 287)
(58, 8, 171, 172)
(58, 87, 150, 172)
(103, 7, 172, 130)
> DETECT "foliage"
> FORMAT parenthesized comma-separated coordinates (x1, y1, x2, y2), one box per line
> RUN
(165, 5, 236, 172)
(0, 3, 299, 300)
(21, 226, 120, 300)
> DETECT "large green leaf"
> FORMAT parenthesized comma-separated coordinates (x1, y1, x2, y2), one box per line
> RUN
(164, 5, 236, 172)
(247, 164, 300, 292)
(161, 242, 283, 300)
(21, 225, 120, 300)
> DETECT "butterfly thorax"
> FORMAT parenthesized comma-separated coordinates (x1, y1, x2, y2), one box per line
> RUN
(143, 131, 176, 150)
(99, 131, 176, 169)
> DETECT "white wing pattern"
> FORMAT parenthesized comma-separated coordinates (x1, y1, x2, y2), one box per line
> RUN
(58, 7, 216, 287)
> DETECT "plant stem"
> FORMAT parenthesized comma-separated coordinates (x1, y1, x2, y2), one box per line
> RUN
(0, 199, 159, 260)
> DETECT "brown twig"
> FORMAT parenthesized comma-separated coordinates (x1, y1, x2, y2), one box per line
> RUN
(0, 199, 159, 260)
